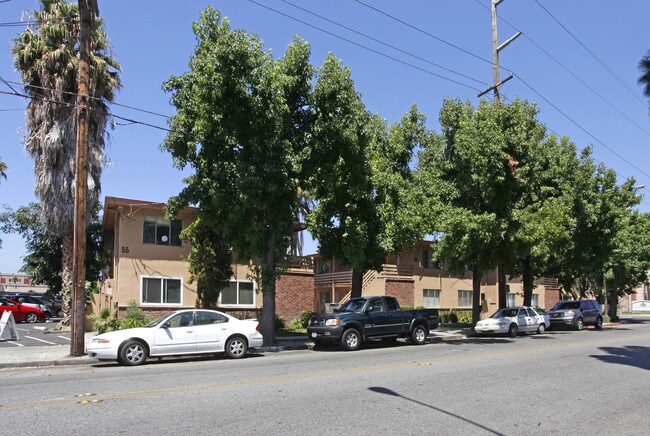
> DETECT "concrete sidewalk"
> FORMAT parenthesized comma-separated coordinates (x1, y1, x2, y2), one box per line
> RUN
(0, 327, 470, 369)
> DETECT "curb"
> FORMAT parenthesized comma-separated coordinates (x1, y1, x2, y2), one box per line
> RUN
(0, 357, 97, 370)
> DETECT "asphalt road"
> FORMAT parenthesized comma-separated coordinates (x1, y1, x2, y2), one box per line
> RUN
(0, 318, 70, 347)
(2, 317, 650, 435)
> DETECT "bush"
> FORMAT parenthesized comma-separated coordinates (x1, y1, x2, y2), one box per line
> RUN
(274, 314, 285, 330)
(89, 308, 119, 334)
(288, 318, 303, 330)
(457, 311, 472, 324)
(298, 310, 313, 329)
(118, 300, 149, 329)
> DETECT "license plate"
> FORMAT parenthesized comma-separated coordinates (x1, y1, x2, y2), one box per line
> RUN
(311, 332, 317, 338)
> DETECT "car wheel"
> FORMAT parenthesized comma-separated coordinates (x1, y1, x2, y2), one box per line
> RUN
(119, 340, 147, 366)
(44, 311, 52, 319)
(575, 318, 584, 331)
(25, 312, 38, 324)
(508, 324, 518, 338)
(56, 309, 64, 318)
(537, 324, 545, 334)
(411, 325, 427, 345)
(225, 336, 248, 359)
(341, 328, 361, 351)
(595, 316, 603, 330)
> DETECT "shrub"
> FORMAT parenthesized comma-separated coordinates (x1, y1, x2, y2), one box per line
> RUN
(118, 300, 149, 329)
(274, 314, 285, 330)
(89, 308, 119, 334)
(448, 311, 458, 324)
(288, 318, 303, 330)
(457, 311, 472, 324)
(298, 310, 313, 329)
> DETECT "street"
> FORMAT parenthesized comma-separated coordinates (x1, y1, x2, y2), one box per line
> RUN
(1, 317, 650, 435)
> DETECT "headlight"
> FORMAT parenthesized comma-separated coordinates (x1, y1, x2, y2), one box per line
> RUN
(565, 311, 575, 317)
(91, 338, 110, 344)
(497, 321, 507, 326)
(325, 319, 340, 326)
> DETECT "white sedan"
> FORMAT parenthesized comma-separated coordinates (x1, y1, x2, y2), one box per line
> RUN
(475, 306, 550, 337)
(86, 309, 264, 366)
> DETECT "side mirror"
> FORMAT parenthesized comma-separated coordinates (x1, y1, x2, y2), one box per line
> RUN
(162, 322, 171, 329)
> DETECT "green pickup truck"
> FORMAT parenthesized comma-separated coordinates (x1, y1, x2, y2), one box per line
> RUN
(307, 295, 439, 351)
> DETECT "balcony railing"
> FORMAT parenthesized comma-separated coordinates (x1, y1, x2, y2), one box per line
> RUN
(285, 256, 314, 271)
(315, 270, 353, 287)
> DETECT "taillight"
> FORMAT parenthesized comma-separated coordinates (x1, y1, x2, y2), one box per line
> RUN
(256, 324, 261, 331)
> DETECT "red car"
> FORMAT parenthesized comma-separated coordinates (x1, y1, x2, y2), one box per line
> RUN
(0, 297, 46, 323)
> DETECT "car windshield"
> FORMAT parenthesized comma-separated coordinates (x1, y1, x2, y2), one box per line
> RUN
(492, 308, 519, 318)
(145, 315, 168, 327)
(552, 301, 580, 310)
(338, 298, 368, 313)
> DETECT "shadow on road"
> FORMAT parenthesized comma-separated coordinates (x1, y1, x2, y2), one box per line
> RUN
(89, 352, 265, 367)
(590, 345, 650, 371)
(368, 386, 506, 435)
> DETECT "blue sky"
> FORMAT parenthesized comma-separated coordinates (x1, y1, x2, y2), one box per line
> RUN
(1, 0, 649, 274)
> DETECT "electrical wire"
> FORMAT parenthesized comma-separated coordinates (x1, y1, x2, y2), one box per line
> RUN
(470, 0, 650, 138)
(247, 0, 482, 92)
(278, 0, 489, 87)
(532, 0, 647, 107)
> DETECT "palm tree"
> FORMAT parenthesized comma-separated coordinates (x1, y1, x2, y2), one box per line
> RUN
(291, 187, 314, 257)
(12, 0, 120, 322)
(0, 157, 7, 182)
(638, 50, 650, 99)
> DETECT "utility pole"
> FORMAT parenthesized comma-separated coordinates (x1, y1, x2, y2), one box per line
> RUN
(479, 0, 520, 309)
(71, 0, 96, 357)
(478, 0, 519, 103)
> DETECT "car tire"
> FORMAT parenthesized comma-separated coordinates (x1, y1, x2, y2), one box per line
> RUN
(44, 311, 52, 319)
(595, 316, 603, 330)
(537, 324, 545, 334)
(411, 325, 427, 345)
(25, 312, 38, 324)
(119, 340, 147, 366)
(56, 309, 64, 318)
(225, 336, 248, 359)
(575, 318, 584, 331)
(341, 328, 361, 351)
(508, 324, 518, 338)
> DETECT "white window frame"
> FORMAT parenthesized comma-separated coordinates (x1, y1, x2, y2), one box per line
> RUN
(423, 289, 441, 308)
(507, 292, 517, 307)
(219, 279, 256, 308)
(142, 216, 183, 247)
(140, 275, 184, 306)
(531, 294, 539, 308)
(458, 290, 473, 308)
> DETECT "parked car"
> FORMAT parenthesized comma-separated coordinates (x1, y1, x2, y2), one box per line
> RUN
(31, 294, 64, 318)
(0, 297, 46, 323)
(3, 293, 52, 319)
(307, 295, 439, 350)
(475, 306, 549, 337)
(86, 309, 263, 366)
(549, 300, 603, 330)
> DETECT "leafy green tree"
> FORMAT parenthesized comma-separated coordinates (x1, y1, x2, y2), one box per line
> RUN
(11, 0, 120, 314)
(163, 7, 313, 345)
(0, 202, 105, 298)
(180, 216, 233, 308)
(304, 55, 384, 297)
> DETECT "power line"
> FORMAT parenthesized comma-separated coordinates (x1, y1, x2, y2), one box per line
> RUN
(532, 0, 647, 107)
(471, 0, 650, 138)
(353, 0, 510, 73)
(513, 74, 650, 181)
(0, 89, 170, 132)
(247, 0, 483, 92)
(278, 0, 489, 87)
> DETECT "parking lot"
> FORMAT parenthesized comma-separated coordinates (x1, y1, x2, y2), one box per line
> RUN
(0, 318, 71, 347)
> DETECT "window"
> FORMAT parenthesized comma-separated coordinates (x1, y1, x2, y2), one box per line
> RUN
(458, 290, 473, 307)
(507, 293, 516, 307)
(221, 280, 255, 306)
(196, 311, 228, 325)
(385, 297, 399, 311)
(143, 216, 182, 246)
(141, 277, 182, 305)
(421, 249, 430, 268)
(531, 294, 539, 308)
(166, 312, 193, 327)
(423, 289, 441, 307)
(367, 298, 384, 313)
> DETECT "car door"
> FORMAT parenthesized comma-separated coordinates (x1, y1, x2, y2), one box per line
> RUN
(0, 298, 24, 322)
(526, 308, 541, 330)
(153, 312, 197, 355)
(364, 297, 392, 336)
(195, 310, 229, 353)
(580, 301, 596, 324)
(517, 309, 533, 332)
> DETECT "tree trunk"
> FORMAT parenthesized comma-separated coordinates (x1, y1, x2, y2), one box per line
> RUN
(607, 291, 619, 322)
(472, 266, 481, 326)
(522, 256, 534, 306)
(60, 230, 74, 327)
(260, 245, 277, 347)
(498, 264, 507, 309)
(351, 270, 363, 298)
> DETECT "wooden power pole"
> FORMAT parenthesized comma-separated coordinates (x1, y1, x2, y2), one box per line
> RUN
(71, 0, 96, 357)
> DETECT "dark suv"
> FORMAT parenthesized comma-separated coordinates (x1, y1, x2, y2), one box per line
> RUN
(549, 300, 603, 330)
